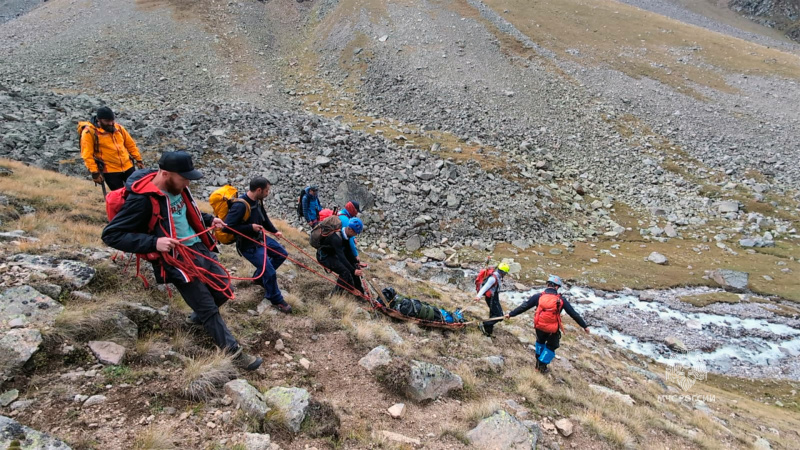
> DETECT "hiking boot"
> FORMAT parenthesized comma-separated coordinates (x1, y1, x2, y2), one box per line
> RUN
(478, 322, 492, 337)
(232, 349, 263, 371)
(537, 362, 549, 374)
(273, 302, 292, 314)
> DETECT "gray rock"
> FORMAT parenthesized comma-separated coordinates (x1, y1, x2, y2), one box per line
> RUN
(0, 389, 19, 407)
(0, 415, 72, 449)
(388, 403, 405, 419)
(375, 430, 421, 446)
(753, 436, 772, 450)
(588, 384, 635, 406)
(718, 201, 740, 213)
(467, 410, 537, 449)
(7, 254, 95, 288)
(647, 252, 668, 265)
(405, 235, 422, 252)
(382, 325, 404, 345)
(358, 346, 391, 371)
(334, 180, 374, 211)
(263, 386, 310, 433)
(405, 360, 463, 402)
(0, 286, 64, 331)
(83, 394, 107, 407)
(0, 328, 42, 383)
(483, 356, 505, 372)
(665, 336, 688, 353)
(739, 238, 756, 248)
(224, 379, 270, 420)
(664, 223, 678, 238)
(240, 432, 272, 450)
(88, 341, 126, 365)
(554, 418, 574, 437)
(315, 156, 331, 167)
(709, 269, 749, 292)
(422, 248, 447, 261)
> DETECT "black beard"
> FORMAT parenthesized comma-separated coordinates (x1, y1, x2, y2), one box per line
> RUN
(101, 124, 115, 133)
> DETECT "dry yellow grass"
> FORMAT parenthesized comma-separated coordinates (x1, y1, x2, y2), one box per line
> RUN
(479, 0, 800, 98)
(181, 350, 237, 400)
(461, 398, 502, 424)
(131, 425, 177, 450)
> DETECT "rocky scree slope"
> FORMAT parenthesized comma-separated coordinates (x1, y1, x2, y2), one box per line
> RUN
(730, 0, 800, 41)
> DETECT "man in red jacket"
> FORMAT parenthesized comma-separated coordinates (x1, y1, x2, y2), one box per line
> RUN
(102, 152, 263, 371)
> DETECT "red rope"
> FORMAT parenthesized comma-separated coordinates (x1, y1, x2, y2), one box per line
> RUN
(153, 224, 369, 301)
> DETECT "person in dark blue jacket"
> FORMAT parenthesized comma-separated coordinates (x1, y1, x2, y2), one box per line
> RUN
(337, 201, 360, 259)
(225, 176, 291, 314)
(302, 186, 322, 226)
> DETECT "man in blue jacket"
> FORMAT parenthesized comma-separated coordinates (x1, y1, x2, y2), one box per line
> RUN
(225, 176, 291, 314)
(302, 185, 322, 226)
(102, 152, 263, 371)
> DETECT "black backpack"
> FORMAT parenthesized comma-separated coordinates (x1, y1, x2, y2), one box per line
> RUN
(297, 189, 307, 219)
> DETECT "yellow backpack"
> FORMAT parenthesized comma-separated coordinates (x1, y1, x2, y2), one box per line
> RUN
(209, 185, 250, 245)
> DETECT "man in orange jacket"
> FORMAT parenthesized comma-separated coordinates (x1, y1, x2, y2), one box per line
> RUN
(80, 106, 144, 191)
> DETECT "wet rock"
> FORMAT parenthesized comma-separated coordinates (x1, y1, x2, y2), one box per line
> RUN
(359, 345, 391, 371)
(647, 252, 668, 265)
(709, 269, 749, 292)
(388, 403, 405, 419)
(7, 254, 95, 288)
(665, 336, 688, 353)
(554, 418, 574, 437)
(263, 386, 310, 433)
(88, 341, 126, 365)
(0, 328, 42, 383)
(0, 285, 64, 330)
(0, 415, 72, 449)
(224, 379, 270, 420)
(466, 410, 537, 449)
(588, 384, 635, 406)
(405, 360, 463, 402)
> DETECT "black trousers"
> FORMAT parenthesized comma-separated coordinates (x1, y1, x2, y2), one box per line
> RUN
(482, 290, 504, 335)
(173, 243, 238, 352)
(104, 167, 135, 191)
(317, 252, 363, 295)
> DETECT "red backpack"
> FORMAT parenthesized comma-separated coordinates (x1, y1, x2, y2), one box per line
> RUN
(475, 268, 499, 298)
(106, 187, 163, 266)
(534, 292, 563, 333)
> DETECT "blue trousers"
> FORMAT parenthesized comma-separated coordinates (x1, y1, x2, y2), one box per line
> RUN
(240, 237, 286, 305)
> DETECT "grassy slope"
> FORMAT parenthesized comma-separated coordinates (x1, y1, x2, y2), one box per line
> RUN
(2, 159, 800, 449)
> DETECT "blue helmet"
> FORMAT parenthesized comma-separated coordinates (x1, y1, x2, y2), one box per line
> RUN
(348, 217, 364, 234)
(547, 274, 563, 287)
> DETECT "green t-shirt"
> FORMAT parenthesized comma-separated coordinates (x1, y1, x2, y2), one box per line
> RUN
(165, 191, 200, 247)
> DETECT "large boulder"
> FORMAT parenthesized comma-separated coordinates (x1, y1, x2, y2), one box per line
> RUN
(466, 410, 537, 449)
(224, 379, 270, 420)
(405, 360, 463, 402)
(405, 235, 422, 252)
(7, 254, 95, 288)
(0, 286, 63, 330)
(709, 269, 749, 292)
(358, 346, 391, 372)
(0, 329, 42, 384)
(0, 415, 72, 449)
(334, 180, 374, 211)
(263, 386, 310, 433)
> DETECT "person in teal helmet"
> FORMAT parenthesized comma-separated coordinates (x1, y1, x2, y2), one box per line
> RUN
(316, 217, 365, 296)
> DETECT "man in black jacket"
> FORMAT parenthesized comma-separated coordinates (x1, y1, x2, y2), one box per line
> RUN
(102, 152, 263, 371)
(316, 218, 365, 296)
(225, 176, 291, 314)
(505, 275, 590, 374)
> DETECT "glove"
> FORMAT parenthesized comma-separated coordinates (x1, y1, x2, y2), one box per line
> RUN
(135, 160, 145, 169)
(91, 172, 104, 184)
